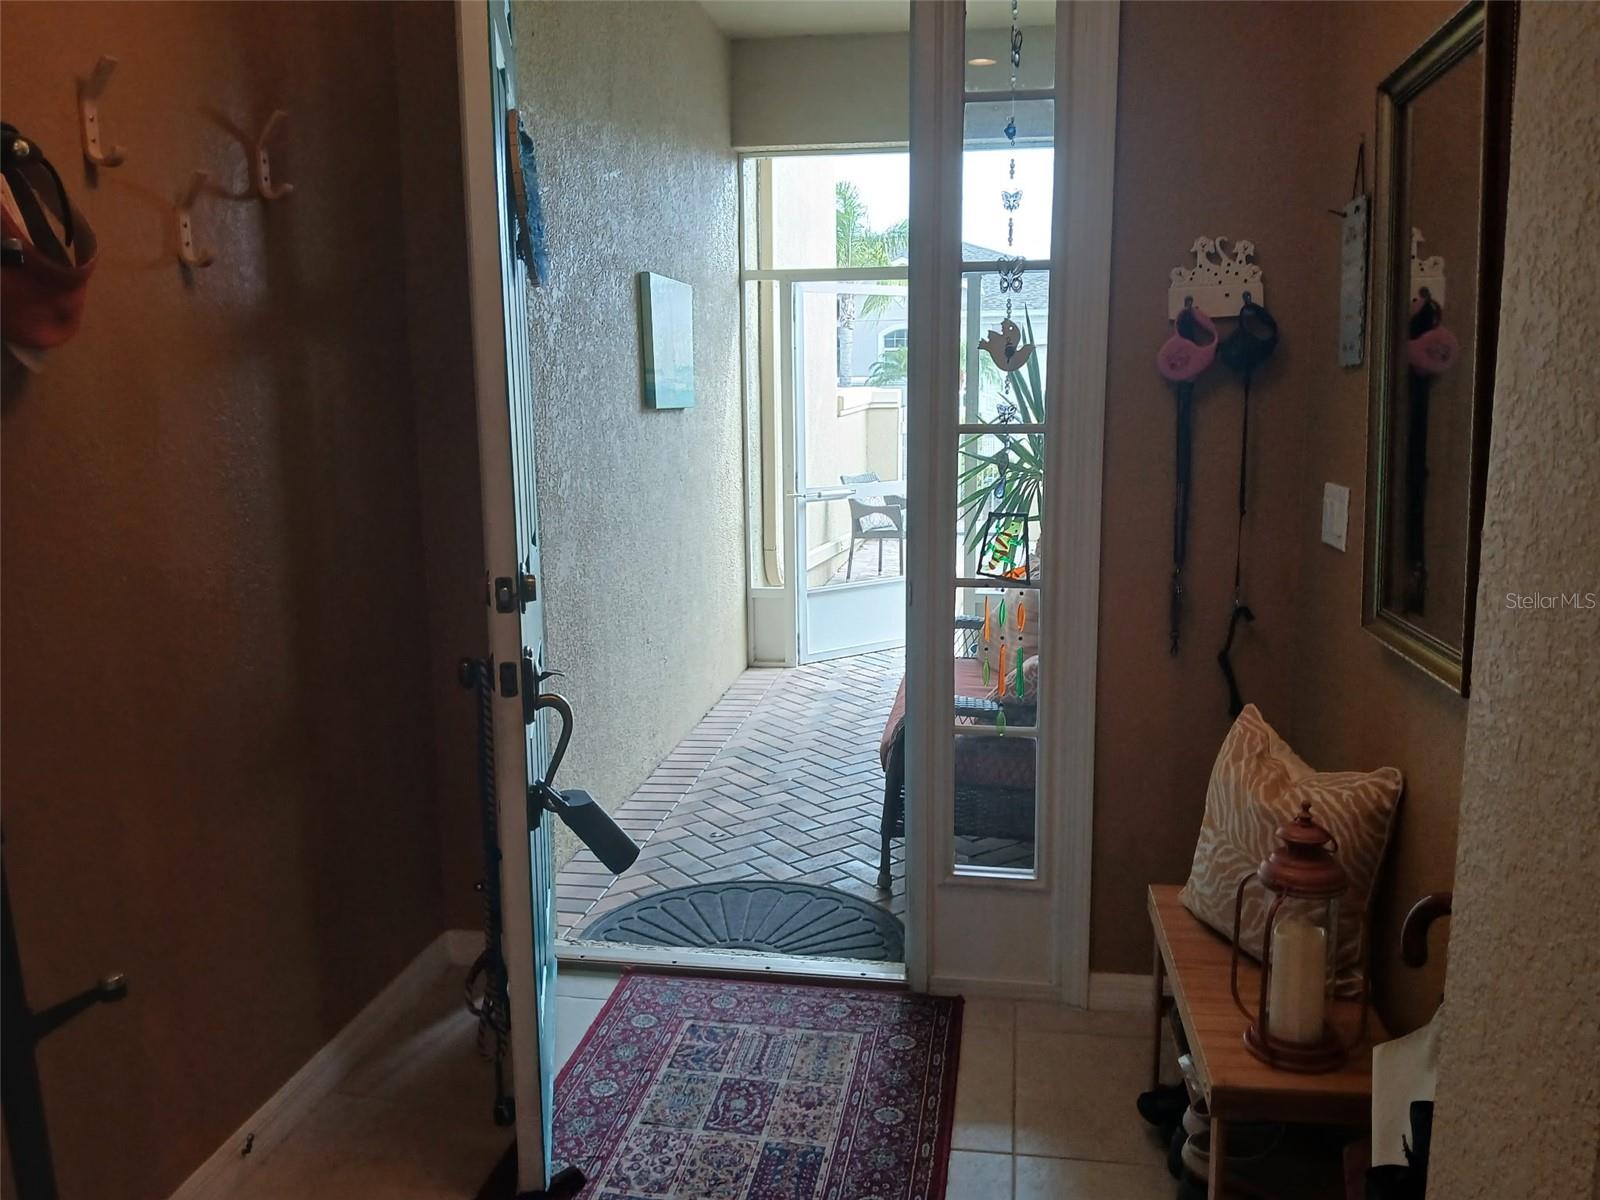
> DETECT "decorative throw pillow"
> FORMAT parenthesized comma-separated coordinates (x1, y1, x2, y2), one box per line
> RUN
(1178, 704, 1402, 997)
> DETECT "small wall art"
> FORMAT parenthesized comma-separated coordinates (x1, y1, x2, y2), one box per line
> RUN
(1338, 195, 1369, 367)
(639, 272, 695, 410)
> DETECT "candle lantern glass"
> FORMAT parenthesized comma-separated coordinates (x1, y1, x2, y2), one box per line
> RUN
(1228, 802, 1368, 1073)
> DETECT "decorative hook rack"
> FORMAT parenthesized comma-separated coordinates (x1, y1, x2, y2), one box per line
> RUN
(252, 109, 294, 201)
(77, 55, 126, 168)
(1409, 228, 1446, 308)
(1167, 236, 1264, 319)
(175, 171, 214, 268)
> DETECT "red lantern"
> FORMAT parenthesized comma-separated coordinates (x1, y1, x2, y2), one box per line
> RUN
(1229, 802, 1370, 1073)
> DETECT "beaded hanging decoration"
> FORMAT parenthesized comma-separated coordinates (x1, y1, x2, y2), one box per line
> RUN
(976, 0, 1035, 382)
(975, 2, 1040, 704)
(976, 0, 1037, 596)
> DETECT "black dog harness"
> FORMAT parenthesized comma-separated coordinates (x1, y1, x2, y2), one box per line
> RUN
(1158, 305, 1217, 655)
(1215, 299, 1278, 716)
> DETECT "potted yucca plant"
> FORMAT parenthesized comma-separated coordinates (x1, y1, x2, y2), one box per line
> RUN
(958, 308, 1045, 554)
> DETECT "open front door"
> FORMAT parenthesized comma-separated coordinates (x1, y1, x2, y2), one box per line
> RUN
(458, 3, 560, 1193)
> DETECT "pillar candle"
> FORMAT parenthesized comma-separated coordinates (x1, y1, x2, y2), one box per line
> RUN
(1267, 916, 1327, 1045)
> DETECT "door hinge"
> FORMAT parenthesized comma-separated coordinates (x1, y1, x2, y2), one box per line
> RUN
(498, 661, 519, 698)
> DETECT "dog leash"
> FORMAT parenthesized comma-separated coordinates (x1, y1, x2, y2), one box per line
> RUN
(1157, 305, 1217, 655)
(1215, 299, 1278, 716)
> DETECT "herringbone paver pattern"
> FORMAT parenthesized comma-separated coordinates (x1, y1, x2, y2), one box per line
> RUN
(555, 650, 907, 940)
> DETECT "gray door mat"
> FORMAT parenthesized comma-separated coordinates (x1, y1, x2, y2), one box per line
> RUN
(580, 881, 904, 962)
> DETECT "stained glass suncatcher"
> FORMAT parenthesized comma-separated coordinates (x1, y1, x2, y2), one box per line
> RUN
(976, 511, 1033, 583)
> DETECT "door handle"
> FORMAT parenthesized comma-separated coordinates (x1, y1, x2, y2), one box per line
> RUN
(788, 487, 854, 501)
(524, 691, 640, 874)
(527, 691, 575, 785)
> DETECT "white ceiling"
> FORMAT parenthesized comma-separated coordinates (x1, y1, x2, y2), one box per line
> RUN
(698, 0, 1055, 40)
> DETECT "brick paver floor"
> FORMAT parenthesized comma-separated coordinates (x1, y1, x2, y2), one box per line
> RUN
(555, 649, 908, 940)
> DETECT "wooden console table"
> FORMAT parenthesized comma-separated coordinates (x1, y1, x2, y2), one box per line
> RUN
(1148, 884, 1388, 1199)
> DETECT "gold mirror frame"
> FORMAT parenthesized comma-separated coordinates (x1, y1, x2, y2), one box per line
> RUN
(1363, 0, 1515, 696)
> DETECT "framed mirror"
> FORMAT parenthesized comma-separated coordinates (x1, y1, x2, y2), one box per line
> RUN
(1364, 0, 1515, 695)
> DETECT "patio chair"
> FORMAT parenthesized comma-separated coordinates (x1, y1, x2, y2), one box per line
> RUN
(841, 472, 905, 579)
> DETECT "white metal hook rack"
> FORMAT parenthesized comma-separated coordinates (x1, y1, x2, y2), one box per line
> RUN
(175, 171, 214, 268)
(77, 56, 126, 168)
(252, 109, 294, 201)
(1167, 236, 1264, 319)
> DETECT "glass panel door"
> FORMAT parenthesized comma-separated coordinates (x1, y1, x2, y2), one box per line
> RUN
(792, 281, 909, 662)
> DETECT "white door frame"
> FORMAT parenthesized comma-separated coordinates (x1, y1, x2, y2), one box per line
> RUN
(906, 1, 1118, 1003)
(455, 2, 549, 1191)
(788, 276, 909, 664)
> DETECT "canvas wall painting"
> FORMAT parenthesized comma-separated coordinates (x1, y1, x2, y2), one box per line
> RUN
(639, 272, 695, 410)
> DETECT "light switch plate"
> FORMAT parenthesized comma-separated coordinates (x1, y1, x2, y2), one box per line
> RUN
(1322, 483, 1350, 551)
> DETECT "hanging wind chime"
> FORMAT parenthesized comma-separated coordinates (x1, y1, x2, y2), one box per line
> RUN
(976, 0, 1036, 720)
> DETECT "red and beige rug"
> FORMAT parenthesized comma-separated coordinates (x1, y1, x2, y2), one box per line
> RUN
(554, 971, 963, 1200)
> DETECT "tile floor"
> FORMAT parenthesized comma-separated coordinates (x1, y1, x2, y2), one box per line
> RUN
(948, 998, 1174, 1199)
(227, 963, 615, 1200)
(823, 533, 904, 585)
(228, 965, 1175, 1199)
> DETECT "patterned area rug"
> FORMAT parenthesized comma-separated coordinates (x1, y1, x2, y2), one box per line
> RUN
(555, 972, 962, 1199)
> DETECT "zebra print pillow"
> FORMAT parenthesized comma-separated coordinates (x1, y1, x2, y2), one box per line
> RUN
(1178, 705, 1402, 997)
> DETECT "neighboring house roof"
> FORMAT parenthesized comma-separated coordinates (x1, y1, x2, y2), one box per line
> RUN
(963, 240, 1052, 318)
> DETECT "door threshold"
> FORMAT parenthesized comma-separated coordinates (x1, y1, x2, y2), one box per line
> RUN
(557, 938, 906, 984)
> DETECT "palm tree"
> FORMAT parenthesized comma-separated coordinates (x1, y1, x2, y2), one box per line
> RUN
(866, 345, 908, 388)
(865, 342, 1006, 393)
(835, 182, 908, 384)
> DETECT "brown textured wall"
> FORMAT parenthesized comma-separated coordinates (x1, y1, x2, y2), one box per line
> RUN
(390, 4, 490, 932)
(1093, 2, 1466, 1035)
(1094, 0, 1326, 975)
(0, 4, 448, 1197)
(1430, 6, 1600, 1195)
(1282, 0, 1467, 1036)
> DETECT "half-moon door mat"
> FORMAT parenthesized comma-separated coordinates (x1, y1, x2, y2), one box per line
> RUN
(478, 970, 963, 1200)
(580, 881, 905, 963)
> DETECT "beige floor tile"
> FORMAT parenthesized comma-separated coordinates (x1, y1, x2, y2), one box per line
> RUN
(1014, 1156, 1173, 1200)
(230, 1090, 509, 1200)
(556, 995, 606, 1072)
(336, 967, 499, 1123)
(556, 967, 621, 1000)
(1014, 1001, 1149, 1039)
(1013, 1032, 1168, 1166)
(952, 1022, 1014, 1153)
(961, 997, 1017, 1031)
(945, 1150, 1015, 1199)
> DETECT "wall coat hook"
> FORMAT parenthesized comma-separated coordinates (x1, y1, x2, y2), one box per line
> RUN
(252, 109, 294, 201)
(77, 55, 127, 168)
(176, 171, 215, 268)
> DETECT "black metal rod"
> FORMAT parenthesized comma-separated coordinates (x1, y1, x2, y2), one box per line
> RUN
(2, 861, 60, 1200)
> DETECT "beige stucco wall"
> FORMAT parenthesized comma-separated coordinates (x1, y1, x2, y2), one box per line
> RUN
(732, 33, 911, 150)
(1428, 6, 1600, 1198)
(731, 27, 1055, 151)
(514, 1, 745, 860)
